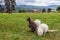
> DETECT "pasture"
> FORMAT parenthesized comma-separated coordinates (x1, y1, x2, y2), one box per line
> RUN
(0, 13, 60, 40)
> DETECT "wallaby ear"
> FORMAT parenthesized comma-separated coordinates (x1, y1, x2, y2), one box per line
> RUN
(28, 17, 30, 19)
(27, 17, 30, 21)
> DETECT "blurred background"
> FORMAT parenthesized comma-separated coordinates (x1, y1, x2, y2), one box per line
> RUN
(0, 0, 60, 13)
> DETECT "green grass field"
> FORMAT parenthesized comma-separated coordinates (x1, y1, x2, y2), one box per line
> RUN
(0, 13, 60, 40)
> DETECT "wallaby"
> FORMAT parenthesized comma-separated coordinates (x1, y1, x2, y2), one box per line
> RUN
(27, 17, 37, 32)
(34, 19, 58, 37)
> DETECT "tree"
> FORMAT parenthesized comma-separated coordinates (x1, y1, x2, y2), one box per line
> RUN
(47, 8, 52, 13)
(0, 0, 4, 13)
(4, 0, 16, 13)
(10, 0, 16, 12)
(0, 5, 4, 13)
(42, 8, 46, 13)
(5, 0, 11, 13)
(56, 6, 60, 13)
(18, 9, 26, 13)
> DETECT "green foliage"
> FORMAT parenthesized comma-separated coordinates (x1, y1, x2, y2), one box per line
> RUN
(18, 9, 26, 13)
(56, 6, 60, 12)
(47, 8, 52, 13)
(42, 8, 46, 12)
(56, 6, 60, 10)
(0, 13, 60, 40)
(0, 5, 4, 13)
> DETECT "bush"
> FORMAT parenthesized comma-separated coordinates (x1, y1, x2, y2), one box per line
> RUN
(56, 6, 60, 13)
(0, 5, 4, 13)
(47, 8, 52, 13)
(42, 8, 46, 13)
(18, 9, 26, 13)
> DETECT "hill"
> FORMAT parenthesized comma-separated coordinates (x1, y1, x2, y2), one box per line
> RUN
(15, 5, 58, 10)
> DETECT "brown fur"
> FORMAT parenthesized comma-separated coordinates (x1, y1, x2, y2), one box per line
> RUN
(27, 17, 37, 32)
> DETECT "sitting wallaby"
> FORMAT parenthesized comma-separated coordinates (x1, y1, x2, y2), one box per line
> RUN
(27, 17, 37, 32)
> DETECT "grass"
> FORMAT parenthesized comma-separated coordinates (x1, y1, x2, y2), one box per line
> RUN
(0, 13, 60, 40)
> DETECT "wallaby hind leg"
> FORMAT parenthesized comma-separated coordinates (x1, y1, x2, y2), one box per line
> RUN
(43, 31, 47, 36)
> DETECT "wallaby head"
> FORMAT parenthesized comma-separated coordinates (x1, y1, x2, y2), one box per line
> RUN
(27, 17, 30, 21)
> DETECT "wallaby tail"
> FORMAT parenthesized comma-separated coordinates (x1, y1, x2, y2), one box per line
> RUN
(48, 30, 58, 32)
